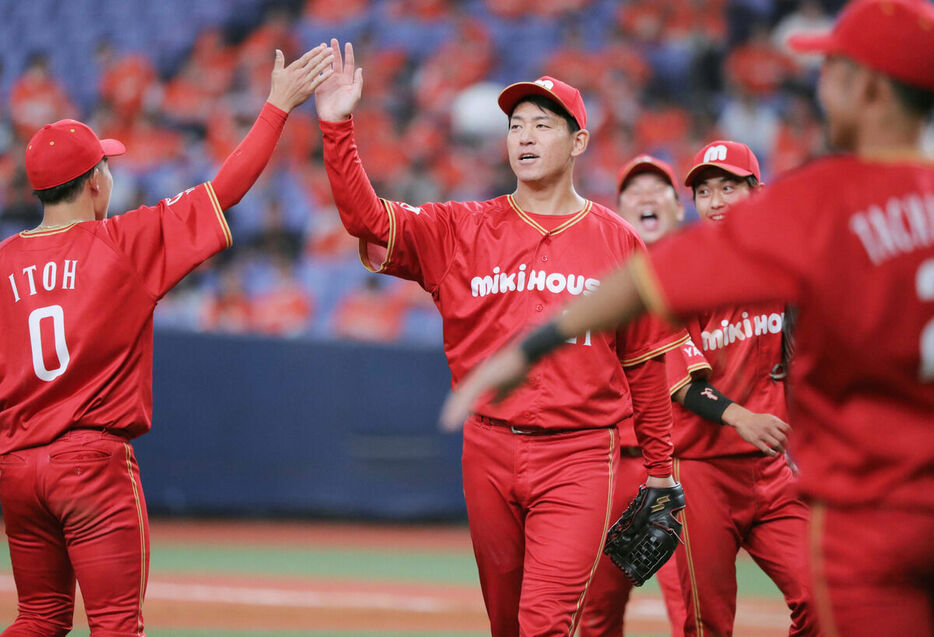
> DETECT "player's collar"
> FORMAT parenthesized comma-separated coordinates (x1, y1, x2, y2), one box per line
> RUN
(20, 221, 82, 237)
(857, 146, 933, 164)
(507, 194, 592, 237)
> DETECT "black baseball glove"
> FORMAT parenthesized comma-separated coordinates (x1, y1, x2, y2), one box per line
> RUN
(603, 483, 685, 586)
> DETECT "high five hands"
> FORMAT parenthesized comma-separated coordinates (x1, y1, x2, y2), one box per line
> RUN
(314, 39, 364, 122)
(267, 45, 335, 113)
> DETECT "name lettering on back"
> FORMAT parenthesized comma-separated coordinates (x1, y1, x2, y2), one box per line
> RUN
(8, 260, 77, 302)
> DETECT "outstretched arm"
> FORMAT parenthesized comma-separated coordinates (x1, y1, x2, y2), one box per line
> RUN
(212, 46, 334, 210)
(314, 39, 392, 246)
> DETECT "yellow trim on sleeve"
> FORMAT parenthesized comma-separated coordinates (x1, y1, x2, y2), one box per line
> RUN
(668, 362, 712, 395)
(621, 332, 689, 367)
(687, 362, 712, 374)
(204, 182, 232, 248)
(628, 252, 675, 323)
(669, 374, 693, 396)
(358, 198, 397, 273)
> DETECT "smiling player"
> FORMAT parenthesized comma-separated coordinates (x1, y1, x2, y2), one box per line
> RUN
(314, 39, 687, 636)
(444, 1, 934, 634)
(580, 155, 690, 637)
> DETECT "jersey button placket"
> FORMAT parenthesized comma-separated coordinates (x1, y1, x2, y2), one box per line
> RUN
(536, 234, 550, 313)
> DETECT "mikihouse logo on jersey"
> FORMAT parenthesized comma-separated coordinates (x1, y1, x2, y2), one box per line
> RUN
(701, 311, 784, 351)
(470, 264, 600, 298)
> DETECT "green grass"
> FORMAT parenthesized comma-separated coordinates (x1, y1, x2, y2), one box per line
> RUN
(147, 543, 481, 585)
(0, 528, 781, 637)
(0, 539, 781, 596)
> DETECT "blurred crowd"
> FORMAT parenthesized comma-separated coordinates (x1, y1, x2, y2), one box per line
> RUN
(0, 0, 868, 343)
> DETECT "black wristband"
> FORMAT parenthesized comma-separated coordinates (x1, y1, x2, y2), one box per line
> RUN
(519, 321, 567, 364)
(682, 380, 734, 425)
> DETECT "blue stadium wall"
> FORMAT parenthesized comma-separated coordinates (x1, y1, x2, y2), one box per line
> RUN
(135, 330, 464, 520)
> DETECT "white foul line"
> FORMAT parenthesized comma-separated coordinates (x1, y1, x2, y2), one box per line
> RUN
(0, 574, 463, 614)
(0, 574, 788, 626)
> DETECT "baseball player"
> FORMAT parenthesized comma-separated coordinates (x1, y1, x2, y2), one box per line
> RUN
(665, 140, 816, 637)
(444, 1, 934, 635)
(580, 155, 690, 637)
(313, 39, 687, 636)
(0, 46, 334, 635)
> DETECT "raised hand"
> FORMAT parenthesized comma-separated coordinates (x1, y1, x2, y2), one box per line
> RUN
(267, 45, 335, 113)
(313, 39, 364, 122)
(439, 344, 531, 432)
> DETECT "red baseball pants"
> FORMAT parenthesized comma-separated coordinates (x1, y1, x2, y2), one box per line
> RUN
(579, 450, 686, 637)
(462, 416, 617, 637)
(808, 502, 934, 637)
(0, 429, 149, 636)
(673, 455, 818, 637)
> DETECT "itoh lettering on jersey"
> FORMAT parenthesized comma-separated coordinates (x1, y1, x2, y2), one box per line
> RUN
(8, 260, 78, 302)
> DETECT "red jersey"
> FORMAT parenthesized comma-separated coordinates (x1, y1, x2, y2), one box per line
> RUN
(321, 118, 686, 473)
(0, 183, 231, 454)
(637, 155, 934, 508)
(618, 335, 711, 448)
(664, 334, 711, 397)
(668, 303, 789, 458)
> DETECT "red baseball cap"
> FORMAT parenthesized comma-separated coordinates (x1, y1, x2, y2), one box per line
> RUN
(498, 76, 587, 130)
(683, 140, 761, 188)
(617, 154, 677, 193)
(788, 0, 934, 90)
(25, 119, 126, 191)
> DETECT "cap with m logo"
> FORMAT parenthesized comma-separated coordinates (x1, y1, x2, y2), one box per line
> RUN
(683, 140, 761, 188)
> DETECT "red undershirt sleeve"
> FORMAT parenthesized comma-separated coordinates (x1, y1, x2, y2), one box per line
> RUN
(318, 117, 391, 246)
(211, 102, 288, 210)
(625, 356, 675, 477)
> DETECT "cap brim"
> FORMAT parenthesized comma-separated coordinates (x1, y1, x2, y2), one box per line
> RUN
(683, 162, 755, 187)
(101, 138, 126, 157)
(618, 161, 675, 192)
(498, 82, 571, 121)
(787, 32, 836, 54)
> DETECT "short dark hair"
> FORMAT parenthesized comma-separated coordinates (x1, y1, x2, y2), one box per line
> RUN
(889, 77, 934, 117)
(34, 159, 104, 205)
(510, 95, 580, 133)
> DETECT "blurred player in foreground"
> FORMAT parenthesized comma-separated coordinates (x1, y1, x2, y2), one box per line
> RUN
(0, 46, 333, 635)
(580, 155, 688, 637)
(314, 39, 686, 636)
(444, 0, 934, 635)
